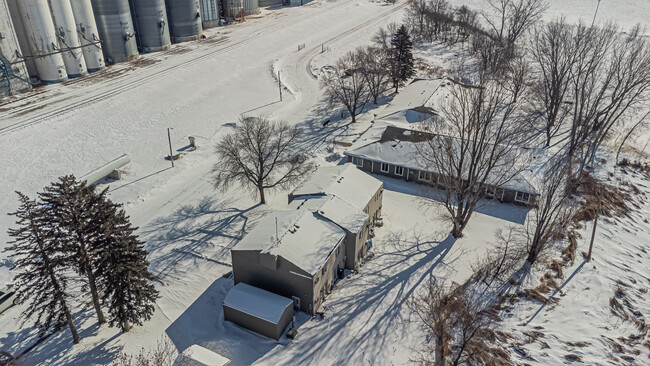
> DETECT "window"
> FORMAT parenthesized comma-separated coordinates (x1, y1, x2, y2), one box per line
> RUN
(352, 156, 363, 166)
(395, 166, 404, 176)
(418, 171, 431, 182)
(380, 163, 390, 173)
(515, 191, 531, 203)
(336, 246, 340, 255)
(322, 267, 326, 275)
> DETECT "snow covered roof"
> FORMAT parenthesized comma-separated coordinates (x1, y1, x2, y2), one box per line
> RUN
(344, 125, 538, 195)
(376, 78, 448, 122)
(179, 345, 230, 366)
(289, 195, 370, 234)
(223, 283, 293, 325)
(233, 208, 345, 276)
(290, 163, 383, 211)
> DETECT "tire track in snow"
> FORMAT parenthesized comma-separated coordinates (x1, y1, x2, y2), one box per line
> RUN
(0, 0, 359, 136)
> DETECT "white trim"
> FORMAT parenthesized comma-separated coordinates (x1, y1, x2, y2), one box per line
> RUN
(352, 156, 364, 167)
(380, 162, 390, 173)
(418, 171, 432, 182)
(290, 271, 312, 280)
(395, 166, 404, 176)
(514, 191, 531, 203)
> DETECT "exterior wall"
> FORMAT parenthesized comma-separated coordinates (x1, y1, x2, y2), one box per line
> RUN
(348, 156, 537, 207)
(232, 250, 313, 313)
(223, 303, 293, 340)
(343, 219, 373, 270)
(312, 239, 345, 313)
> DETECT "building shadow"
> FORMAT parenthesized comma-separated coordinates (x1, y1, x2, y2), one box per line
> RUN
(256, 230, 459, 364)
(375, 174, 530, 224)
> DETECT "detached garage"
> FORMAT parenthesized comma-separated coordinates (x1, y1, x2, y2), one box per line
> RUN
(223, 283, 294, 340)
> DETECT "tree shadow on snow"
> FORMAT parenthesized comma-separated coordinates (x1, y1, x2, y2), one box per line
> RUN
(376, 174, 531, 224)
(0, 307, 120, 365)
(140, 196, 266, 279)
(263, 230, 459, 364)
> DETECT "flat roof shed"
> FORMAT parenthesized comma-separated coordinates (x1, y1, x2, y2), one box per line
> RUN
(223, 283, 294, 340)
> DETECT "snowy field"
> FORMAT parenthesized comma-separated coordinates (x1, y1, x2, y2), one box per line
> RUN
(0, 0, 649, 364)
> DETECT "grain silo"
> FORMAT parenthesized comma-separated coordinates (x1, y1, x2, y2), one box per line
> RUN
(130, 0, 171, 53)
(14, 0, 68, 83)
(166, 0, 202, 43)
(199, 0, 219, 29)
(242, 0, 259, 15)
(69, 0, 105, 72)
(91, 0, 139, 64)
(0, 0, 32, 95)
(222, 0, 242, 19)
(5, 0, 38, 79)
(49, 0, 87, 78)
(222, 0, 257, 19)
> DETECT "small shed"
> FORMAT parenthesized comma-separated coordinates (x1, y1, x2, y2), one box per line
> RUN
(176, 345, 230, 366)
(223, 283, 294, 340)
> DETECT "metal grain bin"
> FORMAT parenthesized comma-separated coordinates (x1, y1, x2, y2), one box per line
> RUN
(91, 0, 139, 64)
(243, 0, 258, 15)
(49, 0, 88, 78)
(69, 0, 106, 72)
(130, 0, 171, 53)
(222, 0, 257, 18)
(199, 0, 219, 29)
(14, 0, 68, 83)
(165, 0, 202, 43)
(0, 0, 32, 95)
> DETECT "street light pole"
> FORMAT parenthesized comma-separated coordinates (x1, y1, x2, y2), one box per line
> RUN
(278, 71, 282, 101)
(167, 127, 174, 168)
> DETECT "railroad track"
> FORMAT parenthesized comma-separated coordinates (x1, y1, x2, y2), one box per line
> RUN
(0, 0, 366, 136)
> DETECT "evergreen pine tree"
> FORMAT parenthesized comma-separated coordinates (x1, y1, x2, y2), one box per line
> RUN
(96, 203, 159, 332)
(39, 176, 107, 325)
(6, 193, 81, 344)
(390, 25, 415, 93)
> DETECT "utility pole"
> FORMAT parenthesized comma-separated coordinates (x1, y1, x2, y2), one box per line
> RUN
(278, 71, 282, 101)
(587, 185, 601, 261)
(592, 0, 602, 27)
(167, 127, 175, 168)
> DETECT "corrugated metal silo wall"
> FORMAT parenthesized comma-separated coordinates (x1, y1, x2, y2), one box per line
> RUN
(221, 0, 242, 19)
(15, 0, 68, 83)
(91, 0, 139, 63)
(199, 0, 219, 29)
(130, 0, 171, 52)
(49, 0, 88, 78)
(242, 0, 258, 15)
(166, 0, 202, 42)
(69, 0, 106, 72)
(0, 0, 32, 95)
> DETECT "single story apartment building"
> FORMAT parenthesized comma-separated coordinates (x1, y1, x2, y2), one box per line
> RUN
(344, 125, 539, 206)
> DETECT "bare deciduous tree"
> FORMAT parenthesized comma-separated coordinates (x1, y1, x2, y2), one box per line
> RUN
(212, 116, 314, 204)
(321, 51, 370, 123)
(358, 47, 391, 104)
(567, 23, 650, 185)
(408, 279, 504, 365)
(529, 18, 578, 146)
(524, 159, 574, 264)
(372, 22, 399, 49)
(483, 0, 547, 56)
(417, 65, 530, 238)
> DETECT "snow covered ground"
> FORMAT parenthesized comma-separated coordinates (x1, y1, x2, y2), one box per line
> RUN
(0, 0, 648, 364)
